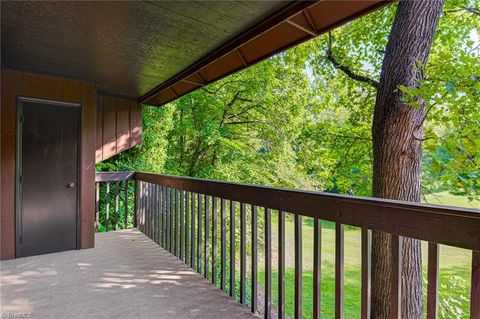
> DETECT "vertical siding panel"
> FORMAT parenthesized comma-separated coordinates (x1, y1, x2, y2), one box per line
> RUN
(43, 75, 64, 100)
(116, 98, 130, 153)
(95, 95, 104, 163)
(102, 96, 117, 160)
(1, 70, 23, 260)
(23, 72, 44, 97)
(63, 78, 75, 101)
(80, 81, 96, 248)
(130, 100, 142, 147)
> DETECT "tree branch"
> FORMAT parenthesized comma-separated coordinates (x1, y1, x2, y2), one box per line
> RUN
(445, 6, 480, 16)
(227, 104, 263, 120)
(326, 32, 379, 89)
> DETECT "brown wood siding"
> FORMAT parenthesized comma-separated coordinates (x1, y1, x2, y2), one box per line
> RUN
(0, 69, 97, 260)
(116, 98, 131, 153)
(95, 94, 142, 163)
(130, 99, 142, 147)
(95, 95, 104, 163)
(102, 96, 117, 160)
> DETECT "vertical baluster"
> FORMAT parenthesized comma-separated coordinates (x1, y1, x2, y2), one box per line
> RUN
(152, 184, 156, 239)
(185, 191, 190, 263)
(427, 242, 439, 319)
(164, 186, 167, 248)
(136, 182, 140, 231)
(124, 180, 129, 229)
(136, 181, 141, 231)
(240, 203, 247, 305)
(158, 185, 165, 247)
(471, 251, 480, 319)
(143, 182, 147, 233)
(335, 223, 344, 319)
(251, 205, 258, 313)
(150, 184, 157, 242)
(390, 235, 402, 319)
(295, 214, 302, 319)
(115, 181, 120, 230)
(105, 182, 110, 231)
(146, 183, 152, 238)
(230, 200, 236, 299)
(205, 195, 210, 279)
(278, 210, 285, 319)
(175, 189, 179, 256)
(95, 182, 100, 232)
(143, 183, 147, 235)
(152, 184, 156, 240)
(147, 184, 152, 238)
(158, 186, 162, 244)
(145, 183, 149, 237)
(221, 199, 227, 291)
(151, 185, 155, 241)
(156, 186, 160, 244)
(161, 186, 165, 247)
(212, 197, 218, 286)
(180, 190, 184, 261)
(264, 208, 272, 319)
(133, 180, 138, 229)
(171, 188, 175, 253)
(167, 188, 171, 252)
(197, 194, 203, 273)
(361, 228, 371, 319)
(191, 192, 196, 268)
(144, 183, 148, 234)
(313, 218, 322, 319)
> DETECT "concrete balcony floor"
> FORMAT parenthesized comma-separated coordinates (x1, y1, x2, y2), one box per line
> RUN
(1, 229, 256, 319)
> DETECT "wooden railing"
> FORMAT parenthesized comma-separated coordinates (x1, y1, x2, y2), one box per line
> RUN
(98, 171, 480, 319)
(95, 171, 135, 231)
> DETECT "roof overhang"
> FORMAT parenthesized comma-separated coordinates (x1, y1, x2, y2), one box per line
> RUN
(140, 0, 393, 106)
(1, 1, 393, 107)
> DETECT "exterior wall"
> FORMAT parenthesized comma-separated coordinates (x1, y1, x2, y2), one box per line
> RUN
(1, 69, 96, 260)
(95, 94, 142, 163)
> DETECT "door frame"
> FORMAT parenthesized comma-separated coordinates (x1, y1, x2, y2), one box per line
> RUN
(15, 97, 82, 258)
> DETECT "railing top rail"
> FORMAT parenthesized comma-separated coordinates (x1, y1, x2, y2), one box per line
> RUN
(134, 171, 480, 251)
(95, 171, 135, 182)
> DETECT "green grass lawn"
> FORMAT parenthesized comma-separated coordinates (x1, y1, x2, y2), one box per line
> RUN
(254, 193, 477, 319)
(423, 191, 479, 209)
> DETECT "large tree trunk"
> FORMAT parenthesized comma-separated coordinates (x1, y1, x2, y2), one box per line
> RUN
(371, 1, 445, 318)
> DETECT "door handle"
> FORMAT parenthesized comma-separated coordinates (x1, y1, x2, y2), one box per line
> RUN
(66, 182, 76, 188)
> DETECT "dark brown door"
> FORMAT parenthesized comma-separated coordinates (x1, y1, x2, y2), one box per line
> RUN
(17, 99, 80, 257)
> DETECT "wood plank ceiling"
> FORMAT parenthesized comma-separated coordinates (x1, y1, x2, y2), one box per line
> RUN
(1, 1, 391, 107)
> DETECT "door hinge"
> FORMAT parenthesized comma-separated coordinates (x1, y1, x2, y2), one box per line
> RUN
(19, 236, 22, 244)
(19, 115, 24, 123)
(19, 175, 23, 183)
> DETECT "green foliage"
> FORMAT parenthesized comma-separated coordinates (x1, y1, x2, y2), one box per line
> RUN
(437, 275, 469, 319)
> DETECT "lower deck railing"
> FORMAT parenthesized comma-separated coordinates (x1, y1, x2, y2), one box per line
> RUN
(96, 171, 480, 319)
(95, 172, 135, 232)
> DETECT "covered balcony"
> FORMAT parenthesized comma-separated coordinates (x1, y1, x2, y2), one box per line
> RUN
(1, 1, 479, 319)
